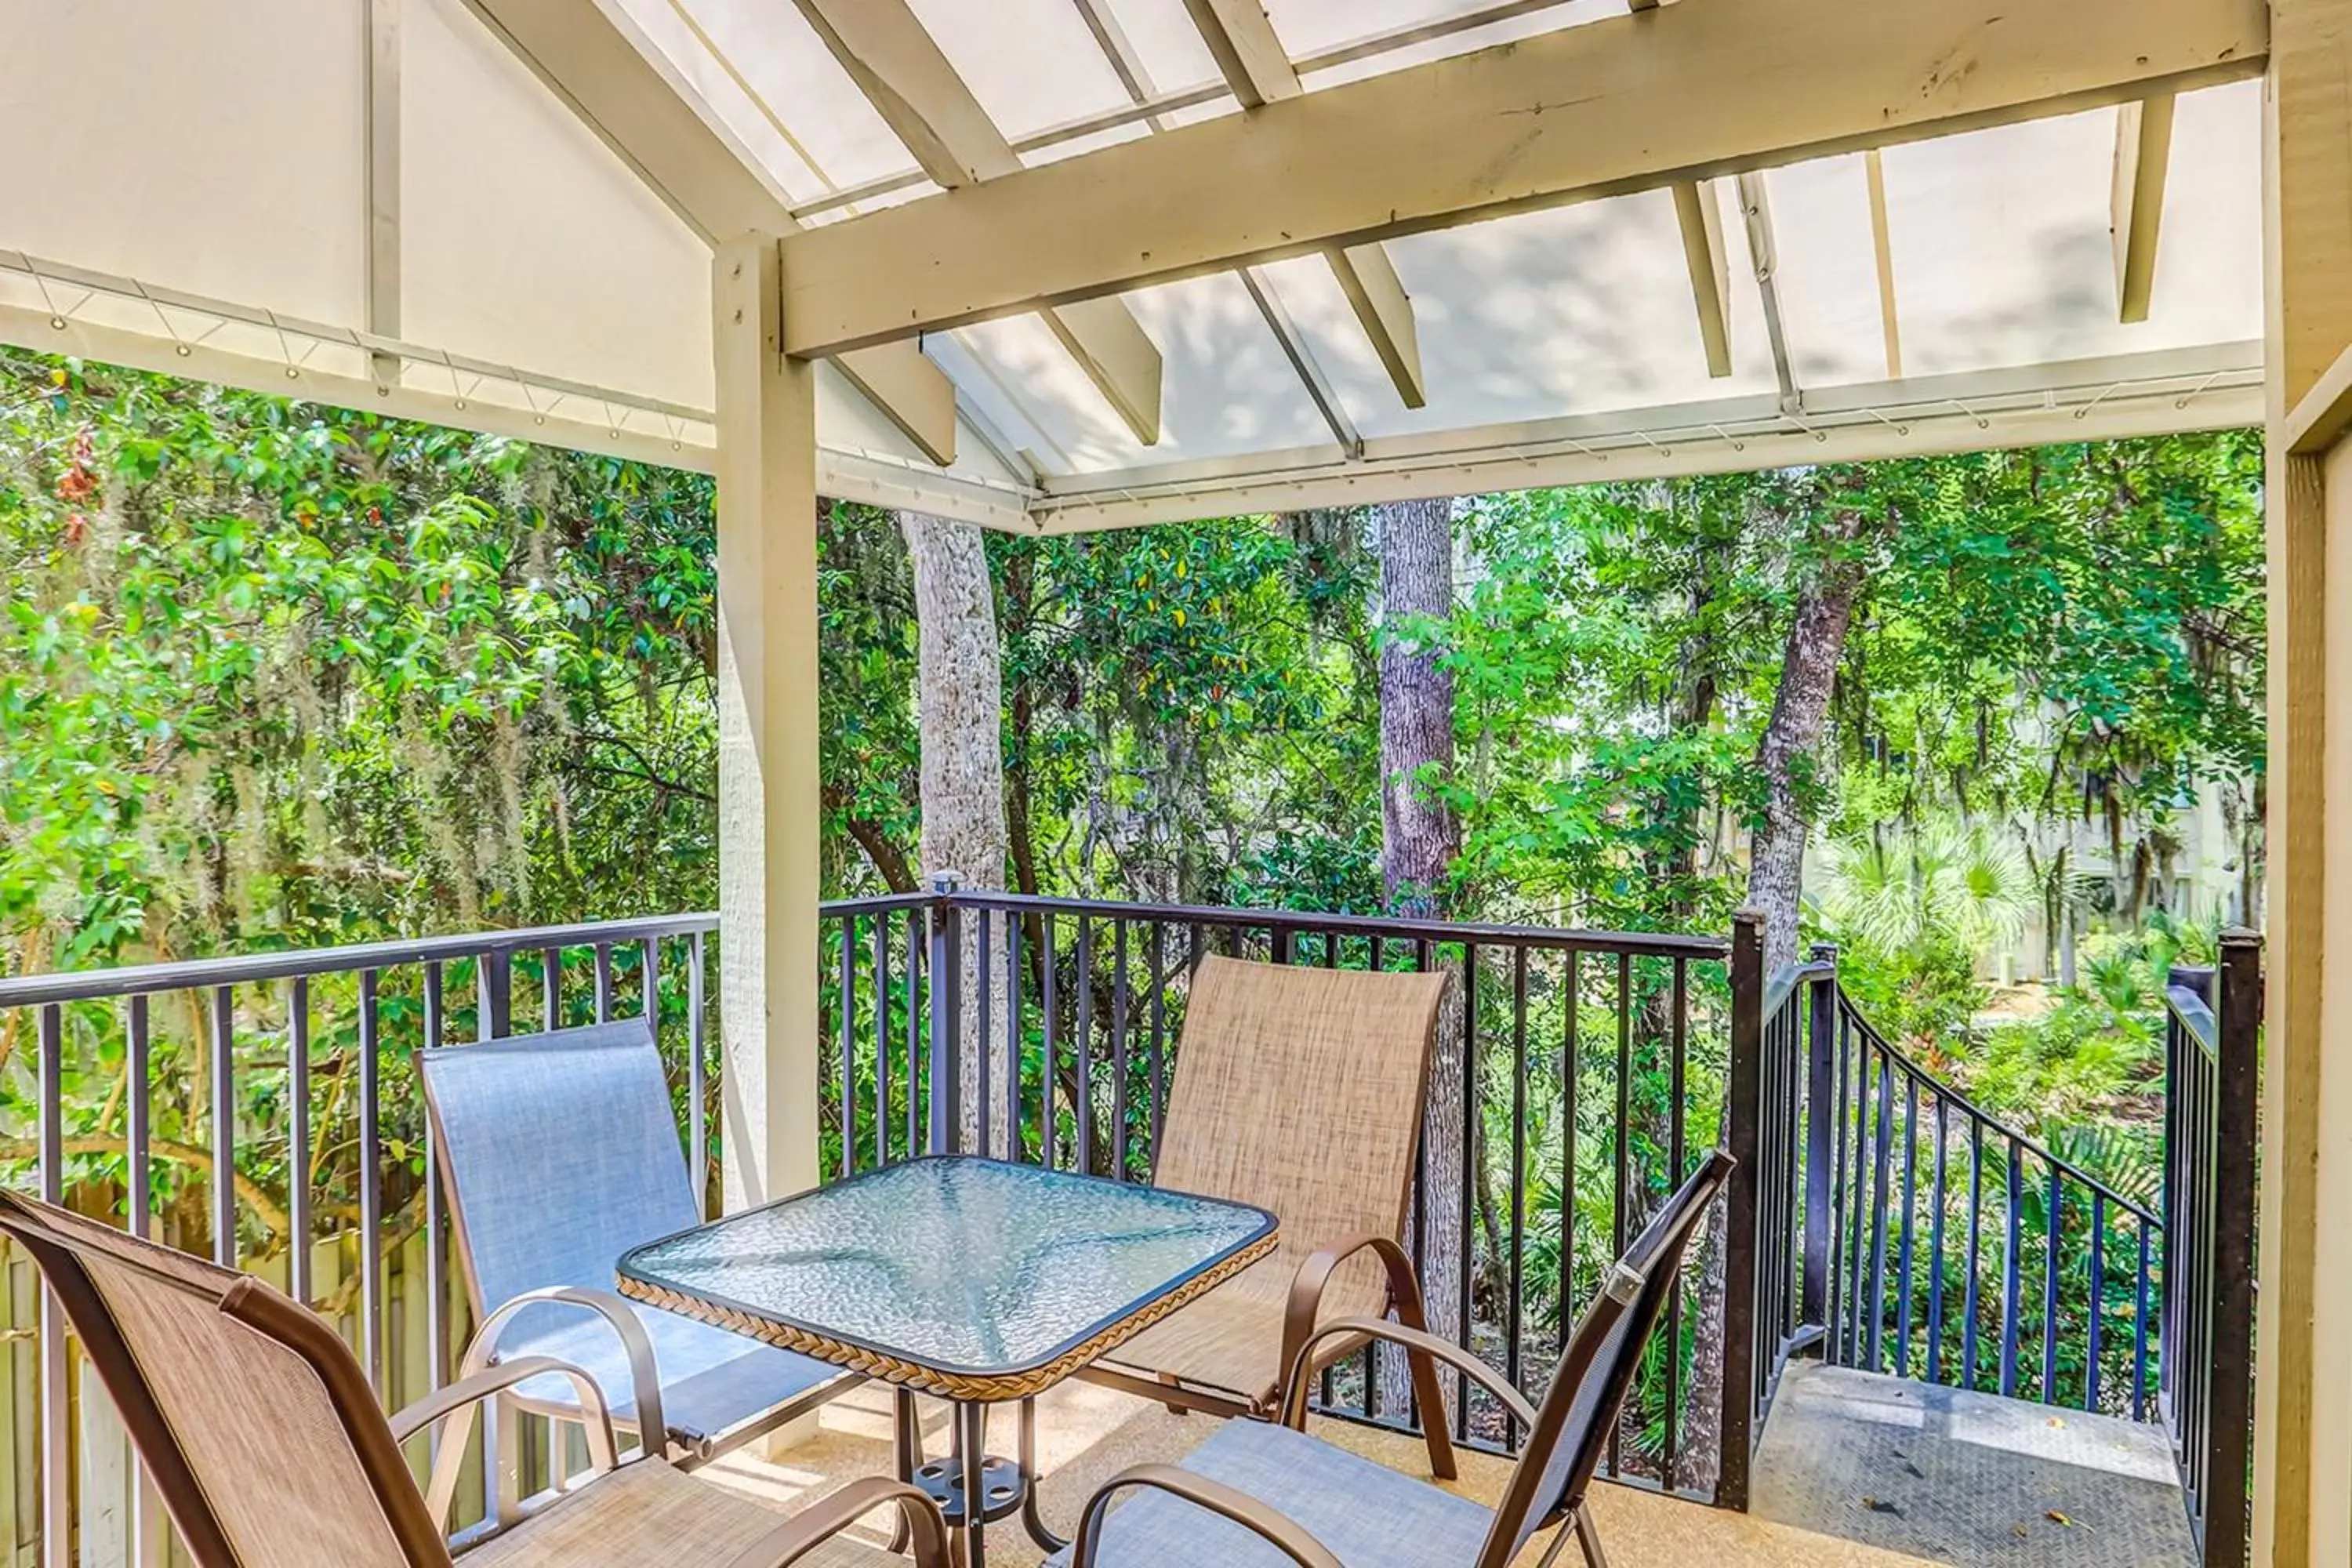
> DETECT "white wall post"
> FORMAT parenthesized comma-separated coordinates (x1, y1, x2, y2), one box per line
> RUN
(713, 233, 822, 1210)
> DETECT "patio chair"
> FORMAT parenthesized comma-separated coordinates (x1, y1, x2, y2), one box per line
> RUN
(1058, 1149, 1731, 1568)
(1077, 954, 1459, 1478)
(417, 1019, 852, 1476)
(0, 1189, 948, 1568)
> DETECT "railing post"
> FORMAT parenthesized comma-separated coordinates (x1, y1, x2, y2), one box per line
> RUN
(1719, 909, 1765, 1511)
(2205, 931, 2259, 1568)
(927, 873, 962, 1155)
(1802, 942, 1838, 1332)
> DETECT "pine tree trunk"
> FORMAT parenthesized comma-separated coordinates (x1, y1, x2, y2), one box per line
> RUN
(1376, 497, 1464, 1421)
(899, 512, 1011, 1155)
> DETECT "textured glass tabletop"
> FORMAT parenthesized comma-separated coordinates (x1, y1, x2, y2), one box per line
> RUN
(616, 1156, 1276, 1398)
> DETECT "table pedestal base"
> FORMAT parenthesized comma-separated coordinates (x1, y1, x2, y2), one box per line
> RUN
(895, 1391, 1069, 1567)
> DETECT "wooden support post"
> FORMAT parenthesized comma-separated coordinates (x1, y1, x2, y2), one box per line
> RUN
(2258, 7, 2352, 1564)
(713, 234, 822, 1210)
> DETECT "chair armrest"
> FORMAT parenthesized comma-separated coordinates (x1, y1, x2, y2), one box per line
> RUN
(393, 1357, 620, 1530)
(456, 1285, 666, 1452)
(1072, 1464, 1344, 1568)
(1280, 1316, 1537, 1433)
(716, 1478, 952, 1568)
(1279, 1234, 1432, 1397)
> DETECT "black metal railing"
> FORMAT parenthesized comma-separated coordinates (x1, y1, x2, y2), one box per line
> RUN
(0, 914, 720, 1557)
(818, 882, 1738, 1499)
(2160, 936, 2259, 1568)
(1813, 979, 2165, 1416)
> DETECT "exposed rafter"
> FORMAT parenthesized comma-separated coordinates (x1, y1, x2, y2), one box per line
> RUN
(1736, 172, 1798, 411)
(1181, 0, 1427, 408)
(791, 0, 1164, 445)
(2113, 94, 2178, 323)
(1864, 150, 1904, 377)
(459, 0, 959, 465)
(775, 0, 2266, 357)
(1670, 181, 1734, 378)
(364, 0, 401, 387)
(1068, 0, 1362, 449)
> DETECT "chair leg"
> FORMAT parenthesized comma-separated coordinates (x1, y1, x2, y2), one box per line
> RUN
(1573, 1506, 1609, 1568)
(1401, 1344, 1459, 1481)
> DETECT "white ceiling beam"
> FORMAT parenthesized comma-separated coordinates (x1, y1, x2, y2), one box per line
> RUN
(458, 0, 958, 466)
(1023, 343, 2262, 532)
(1670, 180, 1733, 378)
(792, 0, 1164, 445)
(777, 0, 2266, 357)
(1864, 150, 1904, 377)
(2113, 94, 2178, 324)
(1182, 0, 1427, 407)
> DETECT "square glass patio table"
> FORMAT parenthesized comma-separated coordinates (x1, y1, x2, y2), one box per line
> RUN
(615, 1155, 1278, 1403)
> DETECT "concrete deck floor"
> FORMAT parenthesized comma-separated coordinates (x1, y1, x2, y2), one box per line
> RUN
(697, 1374, 1949, 1566)
(1749, 1363, 2198, 1567)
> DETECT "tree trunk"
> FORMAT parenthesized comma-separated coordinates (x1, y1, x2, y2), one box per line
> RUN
(1683, 506, 1867, 1493)
(899, 512, 1011, 1156)
(1376, 497, 1465, 1421)
(1746, 525, 1866, 972)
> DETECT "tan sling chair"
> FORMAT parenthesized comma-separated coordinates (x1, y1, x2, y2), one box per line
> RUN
(1077, 953, 1461, 1478)
(0, 1190, 946, 1568)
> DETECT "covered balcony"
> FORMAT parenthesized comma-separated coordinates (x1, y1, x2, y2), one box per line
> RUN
(0, 0, 2328, 1565)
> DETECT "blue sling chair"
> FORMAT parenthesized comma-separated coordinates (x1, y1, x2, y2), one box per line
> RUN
(417, 1020, 855, 1515)
(1052, 1149, 1734, 1568)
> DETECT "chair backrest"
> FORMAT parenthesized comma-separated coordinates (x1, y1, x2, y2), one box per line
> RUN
(417, 1019, 699, 1330)
(1153, 955, 1448, 1274)
(0, 1191, 450, 1568)
(1479, 1149, 1734, 1567)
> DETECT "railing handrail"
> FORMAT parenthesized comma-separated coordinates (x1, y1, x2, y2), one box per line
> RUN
(822, 887, 1733, 960)
(1839, 995, 2163, 1228)
(1764, 958, 1835, 1018)
(2165, 982, 2220, 1054)
(0, 912, 720, 1008)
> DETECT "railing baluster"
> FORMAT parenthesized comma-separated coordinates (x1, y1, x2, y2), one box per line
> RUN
(423, 962, 449, 1397)
(1664, 953, 1686, 1486)
(1007, 909, 1027, 1161)
(1110, 918, 1129, 1180)
(1148, 920, 1166, 1162)
(593, 943, 615, 1023)
(359, 968, 385, 1394)
(38, 1004, 66, 1568)
(1896, 1074, 1918, 1376)
(2042, 1160, 2063, 1400)
(540, 946, 560, 1031)
(1926, 1094, 1947, 1384)
(1867, 1051, 1893, 1373)
(2087, 1192, 2106, 1411)
(1507, 944, 1528, 1453)
(1457, 942, 1479, 1446)
(839, 920, 857, 1179)
(1963, 1117, 1983, 1392)
(979, 909, 996, 1161)
(1076, 915, 1094, 1176)
(905, 917, 922, 1157)
(1610, 946, 1628, 1479)
(129, 995, 154, 1242)
(2000, 1138, 2022, 1399)
(688, 931, 708, 1214)
(874, 916, 891, 1171)
(1560, 949, 1578, 1361)
(2132, 1219, 2150, 1421)
(210, 984, 237, 1266)
(1042, 912, 1059, 1167)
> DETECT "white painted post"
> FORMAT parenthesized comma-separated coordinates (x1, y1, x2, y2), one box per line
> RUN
(713, 233, 823, 1212)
